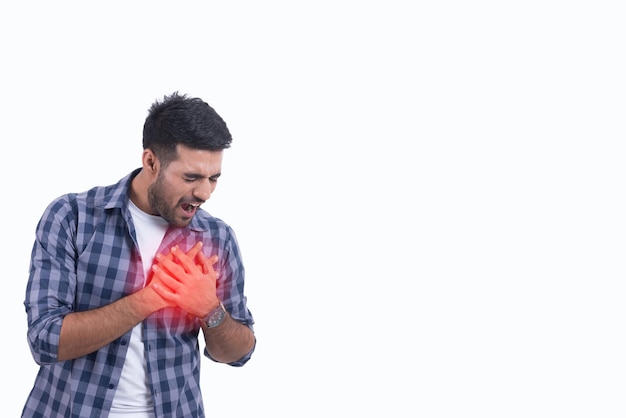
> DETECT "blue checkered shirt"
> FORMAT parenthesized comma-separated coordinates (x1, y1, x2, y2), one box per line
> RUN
(22, 169, 255, 418)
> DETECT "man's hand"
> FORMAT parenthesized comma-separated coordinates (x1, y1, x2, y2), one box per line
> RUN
(144, 242, 203, 310)
(150, 242, 220, 318)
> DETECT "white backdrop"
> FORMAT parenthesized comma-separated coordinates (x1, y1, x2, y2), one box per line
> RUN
(2, 1, 625, 417)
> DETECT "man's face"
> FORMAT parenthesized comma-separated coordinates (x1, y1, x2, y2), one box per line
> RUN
(148, 144, 223, 227)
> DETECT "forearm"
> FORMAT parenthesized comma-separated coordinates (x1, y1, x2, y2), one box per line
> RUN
(202, 314, 255, 363)
(58, 287, 163, 361)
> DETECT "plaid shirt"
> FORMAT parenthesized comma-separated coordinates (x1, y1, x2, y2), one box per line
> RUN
(22, 169, 255, 418)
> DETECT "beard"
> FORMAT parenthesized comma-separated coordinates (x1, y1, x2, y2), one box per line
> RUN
(147, 173, 192, 228)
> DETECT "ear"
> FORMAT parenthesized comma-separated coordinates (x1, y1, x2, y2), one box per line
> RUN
(142, 149, 159, 174)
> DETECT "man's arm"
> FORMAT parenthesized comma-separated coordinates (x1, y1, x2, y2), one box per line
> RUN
(57, 286, 165, 361)
(201, 313, 256, 363)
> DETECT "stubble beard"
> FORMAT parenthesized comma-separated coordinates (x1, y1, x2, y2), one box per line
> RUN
(147, 174, 191, 228)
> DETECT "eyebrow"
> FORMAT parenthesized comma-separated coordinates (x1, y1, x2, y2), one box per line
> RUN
(184, 172, 222, 180)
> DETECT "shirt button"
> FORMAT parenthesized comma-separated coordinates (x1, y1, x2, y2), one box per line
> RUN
(120, 339, 127, 346)
(109, 384, 115, 389)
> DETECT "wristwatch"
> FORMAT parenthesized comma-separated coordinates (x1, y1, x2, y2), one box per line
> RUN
(203, 302, 226, 328)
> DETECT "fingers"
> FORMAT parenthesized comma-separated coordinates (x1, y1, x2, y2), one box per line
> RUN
(153, 241, 218, 280)
(151, 265, 181, 292)
(158, 241, 202, 263)
(196, 252, 219, 275)
(152, 283, 177, 304)
(155, 242, 203, 275)
(184, 241, 203, 260)
(155, 252, 188, 277)
(170, 246, 197, 273)
(150, 266, 181, 305)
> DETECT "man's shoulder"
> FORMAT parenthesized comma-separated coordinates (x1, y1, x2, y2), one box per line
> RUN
(190, 209, 234, 233)
(41, 172, 134, 219)
(60, 171, 134, 208)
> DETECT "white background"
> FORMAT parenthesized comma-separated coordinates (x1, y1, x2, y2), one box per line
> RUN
(1, 1, 625, 417)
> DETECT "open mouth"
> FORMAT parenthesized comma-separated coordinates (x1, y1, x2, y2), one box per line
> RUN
(181, 202, 200, 214)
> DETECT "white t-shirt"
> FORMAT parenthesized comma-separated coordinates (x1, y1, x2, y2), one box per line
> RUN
(109, 200, 168, 418)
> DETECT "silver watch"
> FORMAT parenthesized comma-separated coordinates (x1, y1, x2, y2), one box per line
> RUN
(203, 302, 226, 328)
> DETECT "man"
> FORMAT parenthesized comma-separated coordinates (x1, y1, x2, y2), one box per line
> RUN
(22, 92, 256, 417)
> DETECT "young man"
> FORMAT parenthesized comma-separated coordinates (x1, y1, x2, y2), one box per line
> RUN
(23, 92, 256, 418)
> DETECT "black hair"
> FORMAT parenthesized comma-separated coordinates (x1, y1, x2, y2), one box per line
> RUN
(143, 92, 232, 166)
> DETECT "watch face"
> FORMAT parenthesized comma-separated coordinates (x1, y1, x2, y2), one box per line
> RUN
(207, 306, 226, 328)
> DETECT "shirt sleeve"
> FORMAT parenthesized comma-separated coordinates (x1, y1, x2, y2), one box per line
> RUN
(24, 195, 78, 365)
(204, 224, 256, 366)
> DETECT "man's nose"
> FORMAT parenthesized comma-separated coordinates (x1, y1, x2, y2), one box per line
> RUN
(193, 180, 212, 202)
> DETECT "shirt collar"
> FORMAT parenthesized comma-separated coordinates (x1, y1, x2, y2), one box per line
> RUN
(98, 168, 210, 232)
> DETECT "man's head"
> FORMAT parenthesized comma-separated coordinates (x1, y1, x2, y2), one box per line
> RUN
(143, 91, 232, 169)
(137, 92, 232, 227)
